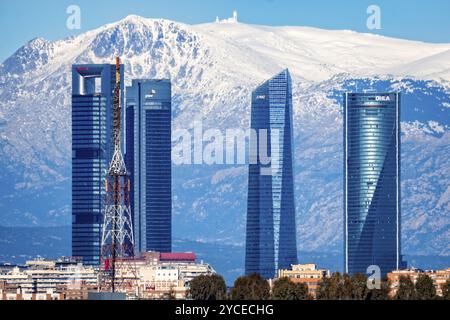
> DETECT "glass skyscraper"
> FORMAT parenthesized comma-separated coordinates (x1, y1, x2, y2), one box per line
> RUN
(344, 92, 404, 276)
(245, 69, 298, 279)
(125, 79, 172, 254)
(71, 64, 124, 266)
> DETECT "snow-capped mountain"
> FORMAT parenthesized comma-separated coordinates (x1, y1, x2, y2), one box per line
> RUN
(0, 15, 449, 257)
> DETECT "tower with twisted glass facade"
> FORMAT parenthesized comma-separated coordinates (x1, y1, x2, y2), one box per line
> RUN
(344, 92, 404, 276)
(245, 69, 298, 279)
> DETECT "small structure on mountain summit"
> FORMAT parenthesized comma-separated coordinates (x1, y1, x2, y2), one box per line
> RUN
(215, 10, 238, 23)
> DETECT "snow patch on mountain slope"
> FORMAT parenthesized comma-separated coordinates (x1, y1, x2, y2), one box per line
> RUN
(193, 21, 450, 82)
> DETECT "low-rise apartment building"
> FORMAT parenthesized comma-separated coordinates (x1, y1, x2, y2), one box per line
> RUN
(388, 268, 450, 296)
(275, 263, 331, 298)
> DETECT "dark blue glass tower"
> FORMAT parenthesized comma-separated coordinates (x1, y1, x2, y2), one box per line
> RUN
(245, 69, 298, 279)
(344, 92, 403, 276)
(71, 64, 123, 266)
(125, 79, 172, 254)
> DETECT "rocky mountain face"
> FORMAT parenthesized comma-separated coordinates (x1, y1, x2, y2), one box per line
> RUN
(0, 15, 448, 257)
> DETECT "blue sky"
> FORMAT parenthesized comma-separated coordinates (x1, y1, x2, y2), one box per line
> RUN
(1, 0, 449, 62)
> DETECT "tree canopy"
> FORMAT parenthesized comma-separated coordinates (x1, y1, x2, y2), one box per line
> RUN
(231, 273, 270, 300)
(395, 276, 416, 300)
(188, 274, 227, 300)
(415, 274, 436, 300)
(441, 279, 450, 300)
(271, 277, 311, 300)
(317, 272, 390, 300)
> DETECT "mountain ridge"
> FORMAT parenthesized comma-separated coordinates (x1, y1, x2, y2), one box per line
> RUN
(0, 15, 448, 257)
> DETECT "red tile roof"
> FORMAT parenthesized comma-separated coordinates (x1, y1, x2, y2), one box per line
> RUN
(159, 253, 196, 262)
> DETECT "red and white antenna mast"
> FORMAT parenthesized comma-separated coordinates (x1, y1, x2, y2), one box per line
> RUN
(100, 57, 135, 293)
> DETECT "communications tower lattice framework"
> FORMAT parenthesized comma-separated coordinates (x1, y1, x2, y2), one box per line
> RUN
(100, 57, 137, 294)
